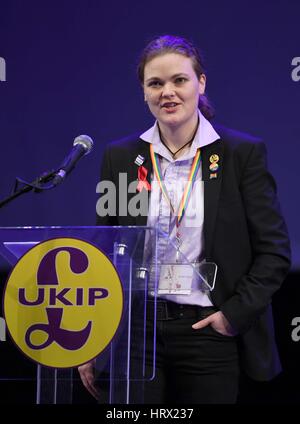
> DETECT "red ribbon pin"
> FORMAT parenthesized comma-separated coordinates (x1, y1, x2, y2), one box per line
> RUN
(137, 166, 151, 192)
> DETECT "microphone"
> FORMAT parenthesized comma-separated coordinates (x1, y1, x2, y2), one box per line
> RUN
(52, 135, 93, 186)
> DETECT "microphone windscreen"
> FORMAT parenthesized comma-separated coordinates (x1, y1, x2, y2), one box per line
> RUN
(73, 135, 94, 154)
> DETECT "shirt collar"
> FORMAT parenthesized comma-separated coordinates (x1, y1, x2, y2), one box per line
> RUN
(140, 110, 220, 158)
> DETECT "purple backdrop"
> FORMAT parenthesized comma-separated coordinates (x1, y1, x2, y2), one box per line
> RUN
(0, 0, 299, 269)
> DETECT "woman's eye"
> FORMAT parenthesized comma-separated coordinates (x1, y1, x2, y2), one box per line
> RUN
(148, 81, 162, 87)
(175, 77, 187, 84)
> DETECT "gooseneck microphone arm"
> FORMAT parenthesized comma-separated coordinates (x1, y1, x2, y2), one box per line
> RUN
(0, 135, 93, 209)
(0, 170, 57, 209)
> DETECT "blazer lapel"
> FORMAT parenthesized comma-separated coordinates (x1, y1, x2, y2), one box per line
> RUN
(202, 139, 224, 260)
(129, 140, 152, 227)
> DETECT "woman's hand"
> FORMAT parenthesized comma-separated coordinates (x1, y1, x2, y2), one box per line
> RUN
(78, 359, 100, 400)
(192, 311, 238, 337)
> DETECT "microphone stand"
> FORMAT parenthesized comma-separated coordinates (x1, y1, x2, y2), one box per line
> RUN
(0, 170, 58, 209)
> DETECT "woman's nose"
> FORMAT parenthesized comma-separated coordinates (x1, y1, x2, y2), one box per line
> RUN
(161, 83, 175, 98)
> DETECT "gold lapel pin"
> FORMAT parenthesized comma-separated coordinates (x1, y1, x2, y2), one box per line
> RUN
(209, 154, 219, 163)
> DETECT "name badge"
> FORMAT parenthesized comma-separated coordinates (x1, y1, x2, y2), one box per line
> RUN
(158, 264, 194, 295)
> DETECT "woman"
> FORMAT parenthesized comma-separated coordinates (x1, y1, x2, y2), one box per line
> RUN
(79, 35, 291, 403)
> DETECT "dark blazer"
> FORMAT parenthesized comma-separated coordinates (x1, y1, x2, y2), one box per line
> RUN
(96, 124, 291, 381)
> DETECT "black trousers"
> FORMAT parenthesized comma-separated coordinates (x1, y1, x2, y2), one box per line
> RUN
(130, 299, 240, 404)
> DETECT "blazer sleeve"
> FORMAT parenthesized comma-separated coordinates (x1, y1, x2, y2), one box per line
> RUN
(220, 141, 291, 334)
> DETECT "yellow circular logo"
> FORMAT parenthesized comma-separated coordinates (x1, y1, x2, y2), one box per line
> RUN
(3, 238, 123, 368)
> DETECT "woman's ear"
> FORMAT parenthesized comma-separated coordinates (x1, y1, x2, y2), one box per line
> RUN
(199, 73, 206, 95)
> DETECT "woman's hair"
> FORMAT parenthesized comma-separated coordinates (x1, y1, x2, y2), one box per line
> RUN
(137, 35, 214, 120)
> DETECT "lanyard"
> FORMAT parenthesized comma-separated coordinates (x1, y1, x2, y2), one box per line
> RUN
(149, 144, 201, 233)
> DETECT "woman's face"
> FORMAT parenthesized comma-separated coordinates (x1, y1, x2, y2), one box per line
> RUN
(143, 53, 206, 130)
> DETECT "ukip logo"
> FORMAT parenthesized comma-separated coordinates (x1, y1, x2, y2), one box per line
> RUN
(3, 238, 123, 368)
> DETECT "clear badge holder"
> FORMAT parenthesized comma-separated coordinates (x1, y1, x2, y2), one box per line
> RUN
(158, 260, 217, 295)
(147, 226, 217, 296)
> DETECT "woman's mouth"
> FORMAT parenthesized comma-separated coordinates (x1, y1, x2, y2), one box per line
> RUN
(161, 102, 180, 112)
